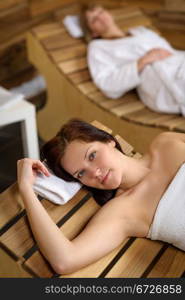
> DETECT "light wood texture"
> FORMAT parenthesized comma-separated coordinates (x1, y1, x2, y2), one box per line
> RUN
(29, 0, 77, 17)
(1, 189, 88, 258)
(105, 239, 164, 278)
(147, 247, 185, 278)
(165, 0, 185, 12)
(0, 183, 24, 228)
(0, 248, 32, 278)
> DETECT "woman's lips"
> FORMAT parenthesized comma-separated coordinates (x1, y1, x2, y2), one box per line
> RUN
(101, 170, 110, 184)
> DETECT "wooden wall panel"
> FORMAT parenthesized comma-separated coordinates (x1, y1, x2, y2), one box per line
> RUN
(165, 0, 185, 12)
(0, 0, 25, 11)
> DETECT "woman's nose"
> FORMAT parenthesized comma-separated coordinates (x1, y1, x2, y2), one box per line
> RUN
(89, 167, 101, 178)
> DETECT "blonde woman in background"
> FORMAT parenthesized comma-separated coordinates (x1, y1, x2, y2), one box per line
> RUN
(81, 5, 185, 116)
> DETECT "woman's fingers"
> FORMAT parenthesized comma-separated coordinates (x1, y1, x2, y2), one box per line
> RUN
(18, 158, 50, 176)
(33, 160, 50, 177)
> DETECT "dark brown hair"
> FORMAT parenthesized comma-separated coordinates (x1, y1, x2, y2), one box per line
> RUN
(41, 118, 124, 206)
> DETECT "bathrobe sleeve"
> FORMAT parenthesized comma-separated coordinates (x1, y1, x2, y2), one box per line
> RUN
(87, 42, 141, 99)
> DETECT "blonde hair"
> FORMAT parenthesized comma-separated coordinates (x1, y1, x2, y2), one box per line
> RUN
(79, 3, 100, 43)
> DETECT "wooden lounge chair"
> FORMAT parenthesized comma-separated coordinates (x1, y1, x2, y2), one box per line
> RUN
(0, 121, 185, 278)
(26, 2, 185, 154)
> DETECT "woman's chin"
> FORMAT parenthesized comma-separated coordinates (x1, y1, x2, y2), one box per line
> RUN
(103, 172, 121, 190)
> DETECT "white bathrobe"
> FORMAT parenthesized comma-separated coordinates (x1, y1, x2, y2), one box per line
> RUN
(88, 26, 185, 115)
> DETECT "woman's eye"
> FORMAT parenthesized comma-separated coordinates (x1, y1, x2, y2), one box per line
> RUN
(91, 16, 98, 24)
(77, 170, 85, 179)
(89, 151, 96, 161)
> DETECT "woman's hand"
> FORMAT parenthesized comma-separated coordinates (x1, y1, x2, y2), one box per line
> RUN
(17, 158, 50, 192)
(138, 48, 173, 72)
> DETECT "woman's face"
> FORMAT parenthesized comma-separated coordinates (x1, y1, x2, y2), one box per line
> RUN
(85, 6, 115, 37)
(60, 139, 123, 189)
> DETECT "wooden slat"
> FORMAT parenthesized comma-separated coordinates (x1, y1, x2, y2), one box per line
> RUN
(99, 98, 131, 110)
(105, 238, 163, 278)
(133, 152, 142, 159)
(147, 247, 185, 278)
(78, 81, 97, 95)
(59, 57, 87, 74)
(88, 91, 112, 104)
(157, 116, 185, 130)
(24, 196, 99, 277)
(164, 0, 185, 12)
(148, 114, 178, 126)
(89, 90, 137, 106)
(53, 2, 82, 22)
(61, 197, 99, 240)
(61, 240, 129, 278)
(112, 7, 144, 21)
(0, 0, 24, 10)
(29, 0, 76, 17)
(115, 135, 134, 156)
(157, 21, 185, 31)
(92, 121, 135, 157)
(1, 189, 88, 258)
(68, 69, 90, 84)
(92, 120, 112, 134)
(0, 5, 54, 46)
(24, 251, 54, 277)
(49, 44, 86, 63)
(159, 28, 185, 50)
(0, 183, 24, 228)
(125, 107, 183, 129)
(126, 108, 168, 125)
(41, 32, 81, 51)
(174, 122, 185, 132)
(112, 100, 144, 117)
(118, 15, 152, 31)
(32, 23, 65, 40)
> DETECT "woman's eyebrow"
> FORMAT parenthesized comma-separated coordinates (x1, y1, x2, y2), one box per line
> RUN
(84, 145, 92, 160)
(72, 146, 93, 176)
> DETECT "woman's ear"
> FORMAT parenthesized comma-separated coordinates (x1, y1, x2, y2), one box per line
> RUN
(108, 140, 116, 148)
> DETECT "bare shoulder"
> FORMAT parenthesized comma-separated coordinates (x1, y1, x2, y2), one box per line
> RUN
(149, 131, 185, 174)
(149, 131, 185, 153)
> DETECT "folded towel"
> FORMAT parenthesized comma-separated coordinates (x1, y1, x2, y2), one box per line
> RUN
(10, 75, 46, 99)
(147, 163, 185, 251)
(33, 163, 82, 205)
(0, 86, 24, 109)
(63, 15, 84, 38)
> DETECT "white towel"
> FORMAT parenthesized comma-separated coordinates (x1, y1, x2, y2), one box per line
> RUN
(147, 163, 185, 251)
(10, 75, 46, 99)
(33, 164, 82, 205)
(0, 86, 24, 109)
(63, 15, 84, 38)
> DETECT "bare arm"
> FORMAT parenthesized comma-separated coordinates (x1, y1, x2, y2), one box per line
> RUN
(17, 159, 128, 274)
(149, 131, 185, 175)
